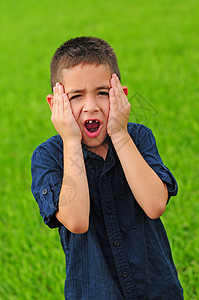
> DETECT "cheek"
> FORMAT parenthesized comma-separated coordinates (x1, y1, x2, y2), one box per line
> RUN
(106, 102, 110, 118)
(101, 99, 110, 117)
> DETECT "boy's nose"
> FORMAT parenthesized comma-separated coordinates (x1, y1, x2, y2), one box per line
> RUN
(82, 96, 100, 113)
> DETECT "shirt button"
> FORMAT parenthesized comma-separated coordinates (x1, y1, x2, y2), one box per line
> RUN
(122, 272, 128, 278)
(102, 174, 107, 180)
(42, 188, 48, 195)
(106, 208, 112, 214)
(114, 240, 120, 247)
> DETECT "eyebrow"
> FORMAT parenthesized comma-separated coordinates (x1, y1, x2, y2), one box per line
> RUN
(67, 86, 110, 95)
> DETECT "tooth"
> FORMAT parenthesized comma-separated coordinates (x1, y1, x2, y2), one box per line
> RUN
(89, 120, 93, 123)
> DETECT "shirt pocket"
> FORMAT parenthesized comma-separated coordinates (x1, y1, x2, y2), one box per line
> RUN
(113, 180, 144, 232)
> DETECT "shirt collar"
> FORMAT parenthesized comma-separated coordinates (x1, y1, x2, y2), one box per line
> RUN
(81, 135, 116, 162)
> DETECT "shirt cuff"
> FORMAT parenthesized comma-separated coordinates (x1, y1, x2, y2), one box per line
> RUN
(37, 182, 62, 228)
(151, 163, 178, 201)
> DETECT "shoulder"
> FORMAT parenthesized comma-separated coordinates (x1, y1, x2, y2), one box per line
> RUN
(31, 135, 63, 193)
(31, 135, 63, 163)
(32, 135, 63, 155)
(127, 122, 153, 146)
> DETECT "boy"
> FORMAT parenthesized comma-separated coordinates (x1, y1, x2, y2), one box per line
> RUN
(31, 37, 183, 299)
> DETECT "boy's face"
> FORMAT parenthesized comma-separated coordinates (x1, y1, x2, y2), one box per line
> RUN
(47, 63, 127, 156)
(62, 63, 112, 151)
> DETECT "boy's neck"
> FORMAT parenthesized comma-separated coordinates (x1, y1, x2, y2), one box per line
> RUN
(84, 136, 110, 160)
(87, 143, 109, 160)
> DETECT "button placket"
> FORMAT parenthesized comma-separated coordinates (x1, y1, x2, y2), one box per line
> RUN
(114, 240, 120, 247)
(106, 208, 112, 214)
(122, 272, 128, 278)
(100, 175, 137, 299)
(102, 174, 107, 180)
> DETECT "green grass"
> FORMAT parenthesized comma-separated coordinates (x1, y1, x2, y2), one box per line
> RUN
(0, 0, 198, 299)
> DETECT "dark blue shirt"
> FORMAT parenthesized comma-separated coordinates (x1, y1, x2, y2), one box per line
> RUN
(31, 123, 183, 299)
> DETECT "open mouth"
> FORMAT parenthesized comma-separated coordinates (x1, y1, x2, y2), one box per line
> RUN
(85, 120, 100, 132)
(84, 119, 102, 138)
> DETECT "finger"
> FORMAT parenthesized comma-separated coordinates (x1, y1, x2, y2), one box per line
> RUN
(116, 76, 131, 112)
(53, 84, 59, 117)
(112, 75, 131, 124)
(109, 87, 118, 111)
(55, 83, 64, 117)
(115, 75, 127, 106)
(51, 86, 57, 124)
(63, 93, 72, 117)
(56, 82, 64, 114)
(52, 85, 57, 115)
(57, 82, 64, 95)
(111, 75, 124, 110)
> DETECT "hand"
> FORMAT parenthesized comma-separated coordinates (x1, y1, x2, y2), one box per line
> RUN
(51, 82, 82, 143)
(107, 74, 131, 137)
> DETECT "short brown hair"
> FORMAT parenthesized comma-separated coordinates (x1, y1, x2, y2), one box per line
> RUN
(50, 36, 121, 90)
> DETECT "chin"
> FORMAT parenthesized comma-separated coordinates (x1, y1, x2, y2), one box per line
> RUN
(82, 134, 108, 149)
(82, 140, 103, 149)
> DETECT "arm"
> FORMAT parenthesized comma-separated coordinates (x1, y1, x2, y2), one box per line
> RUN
(51, 83, 90, 233)
(107, 75, 168, 219)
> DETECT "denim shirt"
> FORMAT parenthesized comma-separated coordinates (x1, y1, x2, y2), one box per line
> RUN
(31, 123, 183, 300)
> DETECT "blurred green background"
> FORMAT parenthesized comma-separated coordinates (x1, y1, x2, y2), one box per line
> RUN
(0, 0, 198, 299)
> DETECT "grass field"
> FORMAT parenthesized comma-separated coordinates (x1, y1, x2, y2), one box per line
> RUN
(0, 0, 198, 299)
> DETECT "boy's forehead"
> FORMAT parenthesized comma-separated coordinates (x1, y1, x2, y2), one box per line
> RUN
(61, 63, 112, 87)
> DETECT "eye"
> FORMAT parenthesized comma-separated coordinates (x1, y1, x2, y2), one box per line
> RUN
(98, 91, 109, 96)
(69, 94, 82, 101)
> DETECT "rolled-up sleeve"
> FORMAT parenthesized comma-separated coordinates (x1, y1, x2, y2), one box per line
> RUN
(31, 147, 63, 228)
(135, 125, 178, 201)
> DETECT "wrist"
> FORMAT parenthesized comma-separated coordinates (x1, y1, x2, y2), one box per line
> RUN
(111, 128, 129, 141)
(111, 129, 131, 150)
(63, 138, 82, 150)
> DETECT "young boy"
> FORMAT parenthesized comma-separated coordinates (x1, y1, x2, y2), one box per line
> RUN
(31, 37, 183, 299)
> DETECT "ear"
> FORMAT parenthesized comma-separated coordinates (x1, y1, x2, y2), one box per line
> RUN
(122, 86, 128, 96)
(46, 94, 53, 111)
